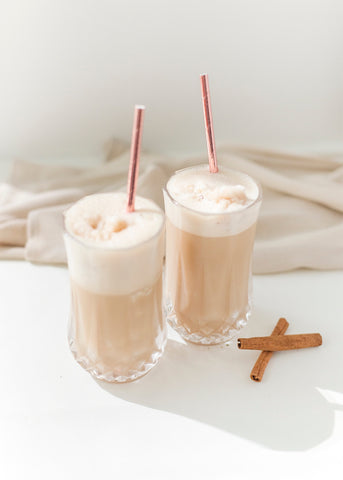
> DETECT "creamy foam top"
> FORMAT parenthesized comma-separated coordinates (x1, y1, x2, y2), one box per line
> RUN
(65, 192, 164, 248)
(64, 193, 165, 295)
(166, 165, 259, 213)
(164, 165, 261, 237)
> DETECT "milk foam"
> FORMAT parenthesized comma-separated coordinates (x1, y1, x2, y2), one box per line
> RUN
(64, 193, 165, 295)
(65, 192, 163, 248)
(164, 165, 261, 237)
(167, 165, 258, 213)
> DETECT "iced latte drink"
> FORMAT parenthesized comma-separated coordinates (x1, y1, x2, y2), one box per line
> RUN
(164, 165, 261, 345)
(64, 192, 166, 382)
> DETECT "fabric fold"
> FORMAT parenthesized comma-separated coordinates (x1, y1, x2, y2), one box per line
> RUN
(0, 143, 342, 273)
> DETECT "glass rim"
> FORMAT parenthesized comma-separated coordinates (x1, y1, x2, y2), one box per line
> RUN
(163, 164, 263, 217)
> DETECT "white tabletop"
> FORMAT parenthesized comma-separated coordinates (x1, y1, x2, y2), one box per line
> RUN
(1, 260, 342, 480)
(1, 156, 343, 479)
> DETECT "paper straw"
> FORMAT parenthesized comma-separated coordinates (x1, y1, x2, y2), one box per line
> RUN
(200, 73, 218, 173)
(127, 105, 145, 212)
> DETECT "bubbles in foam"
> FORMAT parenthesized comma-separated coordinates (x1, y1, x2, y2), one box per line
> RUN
(164, 165, 261, 238)
(166, 164, 259, 214)
(64, 193, 165, 295)
(65, 192, 164, 248)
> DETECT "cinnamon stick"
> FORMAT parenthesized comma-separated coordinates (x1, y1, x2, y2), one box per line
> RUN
(238, 333, 322, 351)
(250, 317, 289, 382)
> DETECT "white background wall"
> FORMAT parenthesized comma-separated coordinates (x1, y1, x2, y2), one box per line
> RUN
(0, 0, 342, 162)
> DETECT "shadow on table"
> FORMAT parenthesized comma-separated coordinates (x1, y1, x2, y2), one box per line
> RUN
(96, 307, 341, 452)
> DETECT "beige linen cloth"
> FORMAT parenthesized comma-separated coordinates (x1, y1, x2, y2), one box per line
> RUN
(1, 142, 343, 274)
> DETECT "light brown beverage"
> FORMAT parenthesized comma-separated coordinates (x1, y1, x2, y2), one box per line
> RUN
(164, 165, 262, 345)
(64, 192, 166, 382)
(69, 275, 164, 382)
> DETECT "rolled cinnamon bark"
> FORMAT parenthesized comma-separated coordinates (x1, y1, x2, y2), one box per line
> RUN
(238, 333, 322, 351)
(250, 317, 289, 382)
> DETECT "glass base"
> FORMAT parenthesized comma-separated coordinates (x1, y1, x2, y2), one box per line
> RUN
(69, 337, 166, 383)
(165, 300, 251, 346)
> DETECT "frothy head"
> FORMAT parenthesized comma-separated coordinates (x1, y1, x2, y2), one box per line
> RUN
(65, 192, 164, 248)
(164, 165, 261, 238)
(64, 193, 165, 295)
(166, 164, 259, 214)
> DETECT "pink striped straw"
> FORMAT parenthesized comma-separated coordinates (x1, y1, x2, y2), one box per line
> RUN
(200, 73, 218, 173)
(126, 105, 145, 213)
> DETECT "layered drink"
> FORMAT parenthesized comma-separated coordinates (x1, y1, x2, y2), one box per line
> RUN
(64, 192, 166, 382)
(164, 165, 261, 345)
